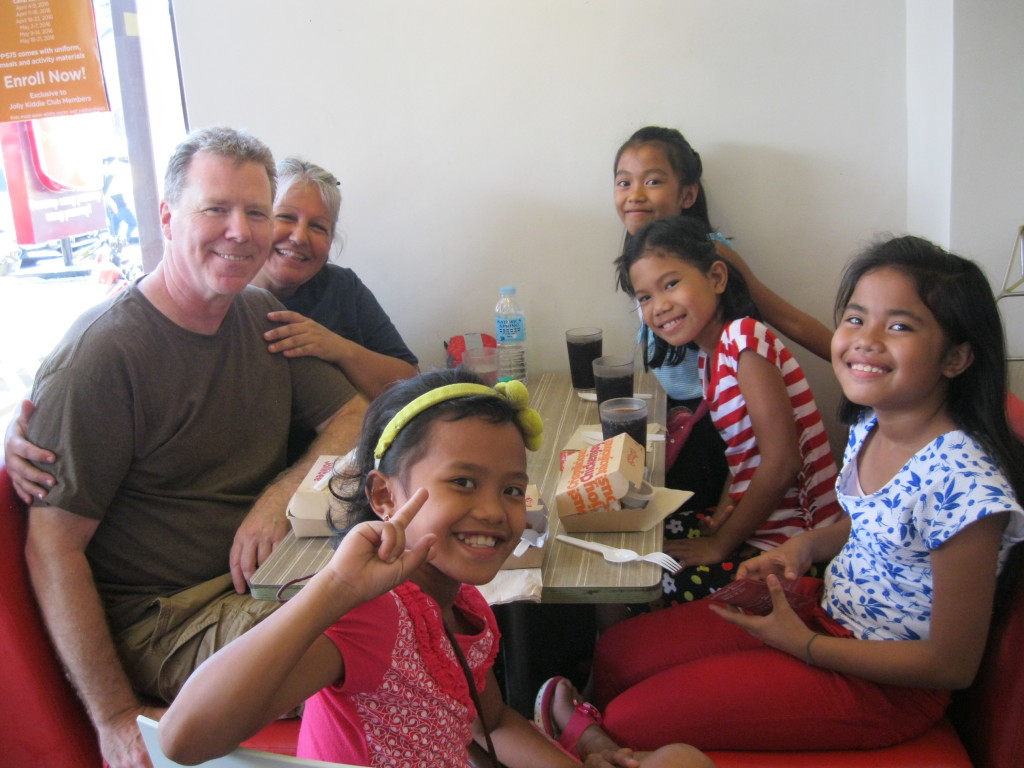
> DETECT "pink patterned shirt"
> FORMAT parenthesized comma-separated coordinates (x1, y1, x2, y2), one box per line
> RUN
(297, 581, 499, 767)
(699, 317, 842, 549)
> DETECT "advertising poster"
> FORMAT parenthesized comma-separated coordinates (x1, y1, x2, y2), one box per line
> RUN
(0, 0, 109, 123)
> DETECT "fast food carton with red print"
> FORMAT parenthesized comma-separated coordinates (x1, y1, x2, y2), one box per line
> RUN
(554, 434, 679, 532)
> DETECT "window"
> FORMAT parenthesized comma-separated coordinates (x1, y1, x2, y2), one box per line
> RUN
(0, 0, 184, 420)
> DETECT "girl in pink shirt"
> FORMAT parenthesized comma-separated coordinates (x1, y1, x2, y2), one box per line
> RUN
(158, 369, 710, 768)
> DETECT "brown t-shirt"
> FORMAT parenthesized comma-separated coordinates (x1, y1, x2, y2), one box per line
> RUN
(29, 283, 356, 631)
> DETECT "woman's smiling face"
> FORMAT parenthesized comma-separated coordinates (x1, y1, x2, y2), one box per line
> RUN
(258, 182, 335, 297)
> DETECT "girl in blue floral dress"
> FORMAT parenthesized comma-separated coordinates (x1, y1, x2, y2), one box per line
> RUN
(580, 236, 1024, 752)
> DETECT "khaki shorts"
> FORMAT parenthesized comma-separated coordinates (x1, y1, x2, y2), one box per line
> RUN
(115, 574, 281, 702)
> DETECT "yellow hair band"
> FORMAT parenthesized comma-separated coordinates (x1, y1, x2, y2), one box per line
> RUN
(373, 381, 544, 468)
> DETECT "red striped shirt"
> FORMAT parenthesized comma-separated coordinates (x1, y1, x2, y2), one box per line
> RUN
(699, 318, 842, 549)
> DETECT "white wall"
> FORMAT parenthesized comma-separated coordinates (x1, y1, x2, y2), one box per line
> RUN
(906, 0, 953, 245)
(170, 0, 1022, 446)
(948, 1, 1024, 392)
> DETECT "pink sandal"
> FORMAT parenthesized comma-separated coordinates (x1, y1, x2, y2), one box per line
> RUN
(533, 676, 604, 759)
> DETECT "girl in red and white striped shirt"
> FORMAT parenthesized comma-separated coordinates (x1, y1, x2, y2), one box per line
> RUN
(615, 215, 841, 591)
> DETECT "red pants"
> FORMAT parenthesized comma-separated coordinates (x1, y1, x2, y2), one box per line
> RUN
(592, 600, 950, 752)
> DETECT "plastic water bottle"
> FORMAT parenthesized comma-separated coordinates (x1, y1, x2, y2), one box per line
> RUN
(494, 286, 527, 384)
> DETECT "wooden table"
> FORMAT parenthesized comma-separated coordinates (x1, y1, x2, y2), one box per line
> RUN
(250, 371, 669, 603)
(528, 371, 668, 603)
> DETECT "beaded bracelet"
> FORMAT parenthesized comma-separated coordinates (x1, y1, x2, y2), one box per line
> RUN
(805, 632, 824, 665)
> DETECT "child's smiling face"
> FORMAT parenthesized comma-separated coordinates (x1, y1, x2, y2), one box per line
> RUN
(614, 143, 697, 236)
(629, 250, 728, 354)
(832, 267, 972, 418)
(382, 416, 529, 590)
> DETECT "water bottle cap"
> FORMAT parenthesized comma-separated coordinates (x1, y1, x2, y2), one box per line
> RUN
(500, 286, 516, 295)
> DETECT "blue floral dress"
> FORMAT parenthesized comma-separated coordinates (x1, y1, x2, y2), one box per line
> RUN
(825, 412, 1024, 641)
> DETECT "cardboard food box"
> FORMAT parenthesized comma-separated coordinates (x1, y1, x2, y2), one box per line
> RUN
(287, 454, 343, 537)
(555, 433, 690, 532)
(500, 484, 548, 569)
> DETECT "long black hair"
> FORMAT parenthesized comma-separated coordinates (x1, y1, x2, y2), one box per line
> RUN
(615, 215, 759, 371)
(328, 369, 525, 531)
(834, 235, 1024, 504)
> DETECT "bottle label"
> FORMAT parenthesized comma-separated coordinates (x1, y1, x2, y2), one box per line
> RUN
(495, 315, 525, 344)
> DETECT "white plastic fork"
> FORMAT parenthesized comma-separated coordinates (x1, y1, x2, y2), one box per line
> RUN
(556, 534, 681, 573)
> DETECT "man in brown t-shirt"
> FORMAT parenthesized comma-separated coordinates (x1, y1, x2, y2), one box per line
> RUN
(11, 127, 367, 768)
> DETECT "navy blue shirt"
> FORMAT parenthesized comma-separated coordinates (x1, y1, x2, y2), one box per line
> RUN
(282, 263, 417, 365)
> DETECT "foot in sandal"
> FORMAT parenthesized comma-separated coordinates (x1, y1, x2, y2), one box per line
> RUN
(535, 676, 715, 767)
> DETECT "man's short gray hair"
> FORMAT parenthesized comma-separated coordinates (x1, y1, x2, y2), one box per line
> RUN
(163, 126, 276, 205)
